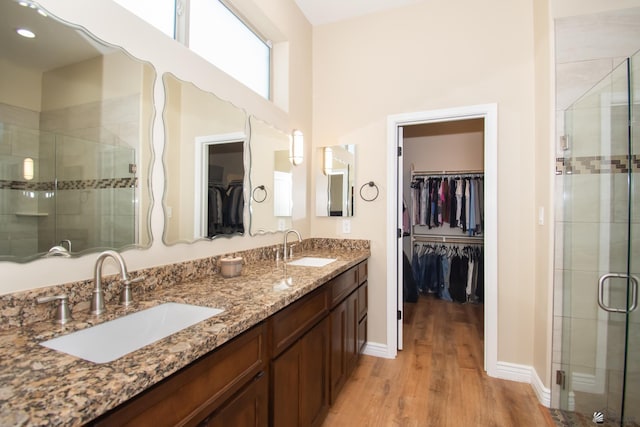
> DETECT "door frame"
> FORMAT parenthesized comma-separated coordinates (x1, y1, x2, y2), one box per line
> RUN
(386, 103, 498, 376)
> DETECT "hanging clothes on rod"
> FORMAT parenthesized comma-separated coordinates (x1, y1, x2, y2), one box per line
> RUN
(411, 241, 484, 304)
(410, 172, 484, 237)
(208, 180, 244, 237)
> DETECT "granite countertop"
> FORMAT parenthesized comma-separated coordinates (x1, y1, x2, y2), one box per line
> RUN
(0, 248, 369, 426)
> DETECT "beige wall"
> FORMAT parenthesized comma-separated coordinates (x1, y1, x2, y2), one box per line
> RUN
(311, 0, 538, 369)
(0, 59, 42, 112)
(2, 0, 312, 293)
(534, 0, 554, 390)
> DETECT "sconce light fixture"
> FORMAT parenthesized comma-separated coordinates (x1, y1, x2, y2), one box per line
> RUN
(23, 157, 34, 181)
(289, 129, 304, 166)
(323, 147, 333, 175)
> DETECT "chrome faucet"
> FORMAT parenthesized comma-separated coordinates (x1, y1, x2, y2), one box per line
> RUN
(283, 229, 302, 261)
(91, 250, 142, 315)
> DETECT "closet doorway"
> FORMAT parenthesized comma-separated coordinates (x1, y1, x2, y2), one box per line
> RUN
(386, 104, 498, 376)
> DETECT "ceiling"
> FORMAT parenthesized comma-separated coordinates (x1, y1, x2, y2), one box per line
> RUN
(294, 0, 424, 25)
(0, 1, 110, 72)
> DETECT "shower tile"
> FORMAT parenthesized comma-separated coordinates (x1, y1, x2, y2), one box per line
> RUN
(556, 59, 615, 111)
(565, 222, 600, 272)
(570, 174, 600, 223)
(569, 317, 599, 368)
(554, 269, 564, 316)
(609, 173, 629, 224)
(608, 222, 630, 273)
(569, 270, 600, 320)
(555, 224, 565, 270)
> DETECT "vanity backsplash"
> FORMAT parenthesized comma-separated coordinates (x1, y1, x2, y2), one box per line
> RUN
(0, 238, 370, 330)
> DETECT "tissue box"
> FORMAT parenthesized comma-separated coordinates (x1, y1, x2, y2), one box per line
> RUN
(220, 257, 243, 278)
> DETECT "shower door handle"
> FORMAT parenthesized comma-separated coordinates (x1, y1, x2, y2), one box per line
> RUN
(598, 273, 639, 313)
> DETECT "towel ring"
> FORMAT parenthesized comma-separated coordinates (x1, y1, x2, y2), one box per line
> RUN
(359, 181, 379, 202)
(252, 185, 268, 203)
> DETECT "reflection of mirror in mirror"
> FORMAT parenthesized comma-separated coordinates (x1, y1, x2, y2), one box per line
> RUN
(249, 116, 293, 235)
(162, 73, 247, 244)
(0, 0, 155, 262)
(315, 145, 356, 217)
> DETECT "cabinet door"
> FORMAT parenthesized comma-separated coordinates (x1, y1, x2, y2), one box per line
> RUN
(346, 290, 358, 373)
(272, 318, 330, 427)
(204, 372, 268, 427)
(300, 316, 329, 427)
(330, 299, 347, 403)
(272, 342, 300, 427)
(358, 315, 367, 354)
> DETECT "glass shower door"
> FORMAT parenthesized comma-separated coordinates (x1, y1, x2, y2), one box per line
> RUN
(559, 53, 638, 425)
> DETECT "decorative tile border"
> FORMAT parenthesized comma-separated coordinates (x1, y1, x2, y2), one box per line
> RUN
(0, 177, 137, 191)
(0, 238, 370, 330)
(555, 155, 638, 175)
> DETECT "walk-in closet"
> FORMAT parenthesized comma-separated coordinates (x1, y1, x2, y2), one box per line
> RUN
(401, 117, 485, 356)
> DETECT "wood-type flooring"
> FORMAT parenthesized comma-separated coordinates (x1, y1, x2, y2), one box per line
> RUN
(322, 296, 554, 427)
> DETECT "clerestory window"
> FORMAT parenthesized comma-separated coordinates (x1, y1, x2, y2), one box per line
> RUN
(113, 0, 271, 99)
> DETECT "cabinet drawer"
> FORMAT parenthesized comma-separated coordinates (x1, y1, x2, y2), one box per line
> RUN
(357, 261, 368, 285)
(329, 267, 358, 308)
(357, 281, 368, 321)
(269, 286, 328, 357)
(92, 323, 266, 427)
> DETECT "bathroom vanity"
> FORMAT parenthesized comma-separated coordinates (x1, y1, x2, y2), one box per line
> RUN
(0, 247, 369, 427)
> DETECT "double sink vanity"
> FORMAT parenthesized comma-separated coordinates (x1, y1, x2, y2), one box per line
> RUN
(0, 241, 369, 426)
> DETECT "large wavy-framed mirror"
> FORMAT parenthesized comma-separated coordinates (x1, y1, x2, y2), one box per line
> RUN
(248, 116, 293, 234)
(0, 0, 155, 262)
(162, 73, 248, 244)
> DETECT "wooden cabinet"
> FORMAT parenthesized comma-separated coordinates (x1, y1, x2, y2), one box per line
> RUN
(91, 323, 267, 427)
(271, 317, 330, 427)
(357, 261, 368, 355)
(269, 286, 330, 427)
(329, 261, 368, 404)
(357, 280, 368, 354)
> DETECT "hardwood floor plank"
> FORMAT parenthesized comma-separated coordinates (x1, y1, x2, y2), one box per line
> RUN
(322, 296, 553, 427)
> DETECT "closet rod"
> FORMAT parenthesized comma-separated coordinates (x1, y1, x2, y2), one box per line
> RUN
(412, 234, 484, 244)
(412, 169, 484, 176)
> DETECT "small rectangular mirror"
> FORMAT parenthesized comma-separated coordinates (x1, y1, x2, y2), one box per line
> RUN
(315, 144, 356, 217)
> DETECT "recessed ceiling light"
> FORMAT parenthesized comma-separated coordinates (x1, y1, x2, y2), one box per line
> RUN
(37, 8, 47, 16)
(16, 28, 36, 38)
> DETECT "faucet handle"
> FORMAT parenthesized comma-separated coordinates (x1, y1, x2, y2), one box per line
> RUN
(37, 294, 72, 324)
(119, 276, 145, 306)
(123, 276, 145, 286)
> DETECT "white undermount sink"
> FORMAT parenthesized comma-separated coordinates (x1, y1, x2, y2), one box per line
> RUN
(40, 302, 224, 363)
(286, 257, 337, 267)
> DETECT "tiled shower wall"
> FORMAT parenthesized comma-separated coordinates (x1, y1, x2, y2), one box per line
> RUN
(0, 93, 140, 259)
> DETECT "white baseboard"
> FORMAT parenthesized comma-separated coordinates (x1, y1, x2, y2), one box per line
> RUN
(362, 342, 394, 359)
(493, 361, 551, 407)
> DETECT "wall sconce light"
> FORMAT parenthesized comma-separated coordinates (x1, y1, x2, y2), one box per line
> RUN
(23, 157, 34, 181)
(323, 147, 333, 175)
(290, 129, 304, 166)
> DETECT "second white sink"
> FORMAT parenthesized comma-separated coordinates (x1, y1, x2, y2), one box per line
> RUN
(40, 302, 224, 363)
(287, 257, 337, 267)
